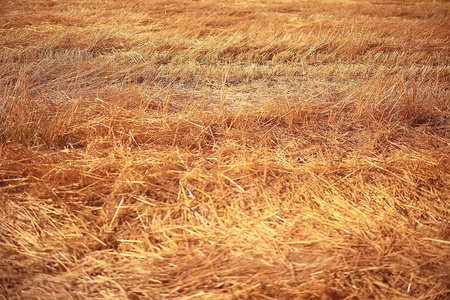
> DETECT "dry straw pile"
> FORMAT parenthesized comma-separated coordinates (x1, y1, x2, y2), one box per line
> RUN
(1, 0, 449, 299)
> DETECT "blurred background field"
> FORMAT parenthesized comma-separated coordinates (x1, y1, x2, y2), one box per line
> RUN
(0, 0, 449, 299)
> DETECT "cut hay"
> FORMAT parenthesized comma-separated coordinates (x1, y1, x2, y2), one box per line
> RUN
(1, 0, 449, 299)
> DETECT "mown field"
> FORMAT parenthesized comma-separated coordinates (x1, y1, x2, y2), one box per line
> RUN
(0, 0, 449, 299)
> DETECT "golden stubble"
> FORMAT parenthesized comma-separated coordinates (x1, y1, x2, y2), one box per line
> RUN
(0, 0, 449, 299)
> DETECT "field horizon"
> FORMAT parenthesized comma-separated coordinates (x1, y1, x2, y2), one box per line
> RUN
(1, 0, 449, 299)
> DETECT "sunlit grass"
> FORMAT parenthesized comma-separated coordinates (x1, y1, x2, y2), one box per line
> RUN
(0, 0, 449, 299)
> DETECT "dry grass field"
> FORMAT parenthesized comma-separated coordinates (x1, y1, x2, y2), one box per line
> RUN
(1, 0, 449, 299)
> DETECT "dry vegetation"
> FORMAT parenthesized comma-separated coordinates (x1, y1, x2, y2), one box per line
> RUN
(1, 0, 449, 299)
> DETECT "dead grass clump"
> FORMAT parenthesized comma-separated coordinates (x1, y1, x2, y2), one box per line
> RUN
(0, 74, 81, 147)
(340, 71, 449, 128)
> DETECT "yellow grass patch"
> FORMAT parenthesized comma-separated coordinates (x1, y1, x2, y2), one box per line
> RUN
(0, 0, 449, 299)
